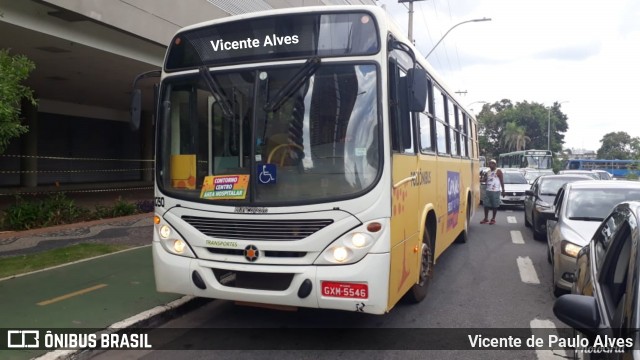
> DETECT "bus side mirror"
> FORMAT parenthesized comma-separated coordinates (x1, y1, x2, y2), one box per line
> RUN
(130, 69, 161, 131)
(130, 88, 142, 131)
(406, 68, 427, 112)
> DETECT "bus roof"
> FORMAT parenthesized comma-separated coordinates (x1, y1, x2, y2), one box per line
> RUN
(166, 5, 475, 120)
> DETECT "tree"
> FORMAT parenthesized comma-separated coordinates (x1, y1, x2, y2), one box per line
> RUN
(477, 100, 568, 159)
(597, 131, 639, 159)
(501, 122, 530, 151)
(0, 48, 37, 154)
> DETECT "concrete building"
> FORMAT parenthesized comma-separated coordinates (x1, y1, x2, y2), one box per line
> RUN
(0, 0, 376, 194)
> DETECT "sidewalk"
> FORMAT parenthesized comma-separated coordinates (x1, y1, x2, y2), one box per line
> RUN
(0, 214, 197, 360)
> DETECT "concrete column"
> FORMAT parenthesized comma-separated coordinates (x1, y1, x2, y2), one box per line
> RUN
(20, 99, 38, 188)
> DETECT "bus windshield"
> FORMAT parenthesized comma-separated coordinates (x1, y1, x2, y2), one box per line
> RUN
(524, 154, 551, 169)
(157, 62, 380, 205)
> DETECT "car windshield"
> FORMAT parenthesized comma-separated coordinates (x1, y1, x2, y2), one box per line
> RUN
(539, 177, 588, 195)
(503, 172, 528, 184)
(566, 188, 640, 220)
(524, 170, 553, 182)
(156, 63, 380, 205)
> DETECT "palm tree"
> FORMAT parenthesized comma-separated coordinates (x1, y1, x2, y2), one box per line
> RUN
(501, 122, 530, 151)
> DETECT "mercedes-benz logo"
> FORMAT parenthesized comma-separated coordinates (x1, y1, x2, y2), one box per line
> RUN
(244, 245, 259, 262)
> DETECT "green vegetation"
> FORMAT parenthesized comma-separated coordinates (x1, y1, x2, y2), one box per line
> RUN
(0, 48, 37, 154)
(0, 243, 132, 278)
(0, 193, 153, 231)
(477, 100, 569, 159)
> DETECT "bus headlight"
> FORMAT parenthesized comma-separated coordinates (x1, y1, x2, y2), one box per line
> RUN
(315, 222, 382, 265)
(173, 239, 187, 254)
(159, 225, 171, 239)
(333, 246, 349, 262)
(351, 233, 368, 248)
(154, 215, 195, 258)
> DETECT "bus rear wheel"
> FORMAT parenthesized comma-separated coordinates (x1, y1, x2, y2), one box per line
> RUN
(404, 228, 433, 303)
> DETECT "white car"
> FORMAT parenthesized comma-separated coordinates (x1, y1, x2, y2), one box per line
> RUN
(500, 170, 530, 206)
(546, 180, 640, 297)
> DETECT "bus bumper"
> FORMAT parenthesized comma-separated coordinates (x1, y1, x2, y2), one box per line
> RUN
(152, 242, 391, 315)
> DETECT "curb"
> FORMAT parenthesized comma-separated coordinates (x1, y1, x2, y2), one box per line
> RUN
(0, 213, 153, 241)
(34, 296, 212, 360)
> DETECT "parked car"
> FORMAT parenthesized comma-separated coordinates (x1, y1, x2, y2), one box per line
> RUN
(499, 170, 530, 206)
(522, 168, 555, 184)
(523, 174, 592, 240)
(591, 169, 614, 180)
(558, 169, 600, 180)
(547, 180, 640, 296)
(554, 201, 640, 358)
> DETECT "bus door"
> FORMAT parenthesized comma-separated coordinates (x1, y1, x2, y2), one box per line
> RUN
(387, 54, 421, 306)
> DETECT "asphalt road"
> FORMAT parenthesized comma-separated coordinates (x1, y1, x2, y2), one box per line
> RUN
(93, 206, 572, 360)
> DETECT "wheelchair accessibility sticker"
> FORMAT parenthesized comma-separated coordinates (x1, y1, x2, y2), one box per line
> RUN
(257, 164, 277, 184)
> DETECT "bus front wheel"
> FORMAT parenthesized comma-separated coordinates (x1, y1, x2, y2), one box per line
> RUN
(405, 228, 434, 303)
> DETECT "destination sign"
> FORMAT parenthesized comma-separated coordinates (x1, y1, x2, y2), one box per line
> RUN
(165, 11, 379, 70)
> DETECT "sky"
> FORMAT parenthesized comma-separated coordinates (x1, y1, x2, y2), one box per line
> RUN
(375, 0, 640, 151)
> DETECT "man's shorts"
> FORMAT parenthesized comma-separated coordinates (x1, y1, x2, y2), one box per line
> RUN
(483, 190, 501, 209)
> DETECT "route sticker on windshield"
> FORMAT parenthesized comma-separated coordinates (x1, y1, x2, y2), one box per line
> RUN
(200, 175, 249, 200)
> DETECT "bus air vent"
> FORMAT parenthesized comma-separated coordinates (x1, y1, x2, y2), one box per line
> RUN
(182, 216, 333, 240)
(212, 269, 294, 291)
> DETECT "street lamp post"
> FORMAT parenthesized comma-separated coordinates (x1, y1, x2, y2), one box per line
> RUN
(467, 101, 487, 107)
(548, 101, 569, 151)
(467, 101, 487, 113)
(425, 18, 492, 59)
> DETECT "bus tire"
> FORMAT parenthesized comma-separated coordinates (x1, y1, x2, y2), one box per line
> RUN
(405, 226, 434, 303)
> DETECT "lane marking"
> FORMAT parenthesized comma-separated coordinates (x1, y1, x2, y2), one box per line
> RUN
(517, 256, 540, 284)
(530, 318, 568, 360)
(37, 283, 108, 306)
(507, 216, 517, 223)
(511, 230, 525, 244)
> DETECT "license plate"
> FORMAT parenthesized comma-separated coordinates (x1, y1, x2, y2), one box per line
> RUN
(321, 281, 368, 299)
(509, 197, 521, 201)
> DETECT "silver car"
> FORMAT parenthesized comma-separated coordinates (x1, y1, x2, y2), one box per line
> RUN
(499, 170, 530, 206)
(522, 168, 554, 184)
(547, 180, 640, 297)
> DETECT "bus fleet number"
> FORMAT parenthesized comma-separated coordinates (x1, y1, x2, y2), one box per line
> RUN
(155, 197, 165, 207)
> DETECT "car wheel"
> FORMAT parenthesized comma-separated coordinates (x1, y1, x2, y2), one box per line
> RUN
(404, 227, 433, 303)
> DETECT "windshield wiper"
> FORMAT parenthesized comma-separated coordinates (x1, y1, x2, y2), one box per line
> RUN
(568, 216, 604, 221)
(199, 66, 233, 118)
(263, 56, 321, 112)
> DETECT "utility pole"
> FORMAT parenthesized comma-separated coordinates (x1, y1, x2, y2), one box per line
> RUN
(398, 0, 426, 43)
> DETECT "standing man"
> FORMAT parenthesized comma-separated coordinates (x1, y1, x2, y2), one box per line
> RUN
(481, 159, 505, 225)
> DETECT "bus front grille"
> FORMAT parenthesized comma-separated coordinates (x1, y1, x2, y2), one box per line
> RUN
(212, 268, 294, 291)
(182, 216, 333, 240)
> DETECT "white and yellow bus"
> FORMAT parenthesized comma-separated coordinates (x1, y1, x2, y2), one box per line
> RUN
(132, 5, 481, 315)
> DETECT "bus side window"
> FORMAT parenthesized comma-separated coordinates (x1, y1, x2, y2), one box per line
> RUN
(388, 59, 413, 153)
